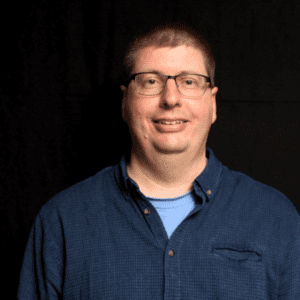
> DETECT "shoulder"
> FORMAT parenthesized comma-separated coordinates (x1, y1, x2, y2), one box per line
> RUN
(39, 165, 116, 220)
(221, 165, 300, 223)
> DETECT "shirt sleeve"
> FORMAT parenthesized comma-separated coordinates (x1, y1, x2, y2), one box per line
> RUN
(17, 211, 63, 299)
(278, 213, 300, 299)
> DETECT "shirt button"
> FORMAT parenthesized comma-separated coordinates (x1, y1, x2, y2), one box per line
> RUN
(207, 190, 211, 195)
(168, 250, 174, 256)
(144, 208, 150, 215)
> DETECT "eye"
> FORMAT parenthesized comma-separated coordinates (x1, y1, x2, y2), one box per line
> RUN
(181, 78, 196, 87)
(147, 79, 157, 85)
(140, 75, 163, 88)
(184, 80, 194, 85)
(178, 75, 204, 89)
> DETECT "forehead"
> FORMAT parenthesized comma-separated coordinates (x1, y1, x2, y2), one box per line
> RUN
(132, 45, 207, 75)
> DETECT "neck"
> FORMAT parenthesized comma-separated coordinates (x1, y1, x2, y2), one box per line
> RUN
(126, 148, 207, 198)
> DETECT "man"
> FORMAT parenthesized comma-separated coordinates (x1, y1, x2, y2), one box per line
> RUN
(18, 23, 300, 299)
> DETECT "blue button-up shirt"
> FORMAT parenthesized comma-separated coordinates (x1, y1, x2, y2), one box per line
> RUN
(17, 147, 300, 299)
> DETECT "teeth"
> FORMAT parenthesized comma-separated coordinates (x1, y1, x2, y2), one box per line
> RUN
(159, 121, 185, 125)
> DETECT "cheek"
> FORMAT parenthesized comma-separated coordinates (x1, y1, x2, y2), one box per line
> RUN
(128, 103, 151, 134)
(191, 103, 214, 131)
(193, 102, 210, 120)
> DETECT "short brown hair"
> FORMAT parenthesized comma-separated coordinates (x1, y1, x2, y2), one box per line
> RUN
(123, 22, 216, 88)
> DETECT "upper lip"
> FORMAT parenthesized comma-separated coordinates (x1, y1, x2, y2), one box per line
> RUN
(154, 118, 188, 123)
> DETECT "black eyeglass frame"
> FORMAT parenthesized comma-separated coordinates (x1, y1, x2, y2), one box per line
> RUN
(123, 72, 211, 96)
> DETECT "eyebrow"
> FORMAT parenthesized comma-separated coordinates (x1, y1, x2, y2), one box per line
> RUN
(145, 69, 200, 75)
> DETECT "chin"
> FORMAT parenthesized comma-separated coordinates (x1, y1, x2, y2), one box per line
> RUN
(153, 142, 189, 154)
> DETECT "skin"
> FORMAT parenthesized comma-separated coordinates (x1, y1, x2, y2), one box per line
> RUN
(120, 45, 218, 198)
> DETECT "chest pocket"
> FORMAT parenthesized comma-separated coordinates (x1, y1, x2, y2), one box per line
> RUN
(212, 245, 262, 262)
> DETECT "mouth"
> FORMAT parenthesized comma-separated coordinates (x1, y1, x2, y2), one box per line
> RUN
(154, 120, 188, 125)
(153, 120, 188, 133)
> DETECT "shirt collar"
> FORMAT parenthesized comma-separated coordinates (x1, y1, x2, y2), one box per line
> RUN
(115, 147, 223, 202)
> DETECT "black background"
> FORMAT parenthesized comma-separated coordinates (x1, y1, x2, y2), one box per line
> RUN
(1, 0, 299, 294)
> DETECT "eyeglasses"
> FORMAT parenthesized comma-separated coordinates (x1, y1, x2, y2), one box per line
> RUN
(125, 72, 211, 97)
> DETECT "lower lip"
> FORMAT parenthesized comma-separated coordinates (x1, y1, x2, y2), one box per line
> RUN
(153, 121, 188, 132)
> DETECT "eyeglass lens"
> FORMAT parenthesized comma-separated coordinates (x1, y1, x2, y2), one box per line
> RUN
(135, 73, 207, 96)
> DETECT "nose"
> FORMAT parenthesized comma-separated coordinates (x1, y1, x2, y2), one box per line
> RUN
(160, 77, 182, 107)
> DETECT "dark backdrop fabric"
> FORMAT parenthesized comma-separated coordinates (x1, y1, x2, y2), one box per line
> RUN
(1, 0, 299, 294)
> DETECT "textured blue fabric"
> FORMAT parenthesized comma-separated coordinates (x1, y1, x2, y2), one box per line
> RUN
(17, 147, 300, 299)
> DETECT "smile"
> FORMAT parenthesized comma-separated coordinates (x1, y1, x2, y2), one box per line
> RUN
(155, 120, 187, 125)
(153, 120, 188, 132)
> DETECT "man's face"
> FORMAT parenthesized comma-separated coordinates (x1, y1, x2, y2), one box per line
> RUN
(120, 45, 218, 157)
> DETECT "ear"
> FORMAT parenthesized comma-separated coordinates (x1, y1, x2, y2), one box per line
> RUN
(120, 85, 127, 95)
(120, 85, 127, 123)
(210, 86, 218, 124)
